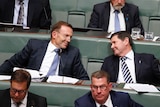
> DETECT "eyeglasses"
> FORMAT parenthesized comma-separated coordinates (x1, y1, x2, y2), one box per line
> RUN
(91, 85, 107, 91)
(10, 88, 27, 95)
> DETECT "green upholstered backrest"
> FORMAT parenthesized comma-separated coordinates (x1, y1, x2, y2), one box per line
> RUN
(0, 81, 159, 107)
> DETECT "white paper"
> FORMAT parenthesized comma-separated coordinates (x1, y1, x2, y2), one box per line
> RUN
(124, 83, 159, 92)
(0, 75, 11, 80)
(13, 67, 45, 79)
(47, 75, 79, 84)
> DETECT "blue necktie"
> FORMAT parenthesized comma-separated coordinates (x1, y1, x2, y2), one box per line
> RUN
(46, 49, 60, 77)
(114, 10, 120, 32)
(121, 56, 134, 83)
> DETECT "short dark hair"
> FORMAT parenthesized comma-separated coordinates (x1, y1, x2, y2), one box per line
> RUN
(91, 70, 110, 83)
(10, 69, 31, 89)
(50, 21, 73, 38)
(110, 31, 133, 47)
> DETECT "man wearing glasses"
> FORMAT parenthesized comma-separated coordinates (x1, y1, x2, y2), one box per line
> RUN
(0, 69, 47, 107)
(75, 70, 143, 107)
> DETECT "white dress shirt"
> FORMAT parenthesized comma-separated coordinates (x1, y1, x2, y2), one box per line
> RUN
(108, 3, 126, 33)
(39, 41, 60, 76)
(96, 94, 113, 107)
(11, 92, 28, 107)
(117, 50, 136, 83)
(13, 0, 29, 27)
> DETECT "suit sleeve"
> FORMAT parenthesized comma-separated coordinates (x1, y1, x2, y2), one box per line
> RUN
(133, 6, 144, 35)
(0, 39, 33, 75)
(72, 48, 89, 80)
(88, 4, 100, 28)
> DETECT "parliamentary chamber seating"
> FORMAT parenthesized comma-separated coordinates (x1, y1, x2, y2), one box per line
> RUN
(0, 0, 160, 106)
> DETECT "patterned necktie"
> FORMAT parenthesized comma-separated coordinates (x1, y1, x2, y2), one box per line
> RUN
(120, 56, 134, 83)
(114, 10, 120, 32)
(17, 0, 24, 24)
(16, 102, 21, 107)
(46, 49, 60, 77)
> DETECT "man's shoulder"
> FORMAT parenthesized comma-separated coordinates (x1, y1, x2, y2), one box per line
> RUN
(28, 92, 46, 100)
(135, 53, 155, 58)
(125, 2, 138, 9)
(75, 91, 93, 103)
(94, 1, 109, 7)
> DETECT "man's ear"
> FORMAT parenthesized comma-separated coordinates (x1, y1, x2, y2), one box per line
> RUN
(124, 37, 129, 45)
(51, 31, 57, 38)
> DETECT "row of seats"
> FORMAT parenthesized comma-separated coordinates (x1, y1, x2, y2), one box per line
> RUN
(0, 81, 159, 107)
(49, 0, 160, 36)
(1, 32, 160, 78)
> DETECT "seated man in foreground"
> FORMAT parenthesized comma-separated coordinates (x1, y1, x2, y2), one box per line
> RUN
(75, 70, 143, 107)
(0, 69, 47, 107)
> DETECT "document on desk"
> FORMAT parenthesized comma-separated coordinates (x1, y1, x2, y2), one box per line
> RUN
(47, 75, 79, 84)
(124, 83, 159, 93)
(0, 75, 11, 80)
(13, 67, 45, 79)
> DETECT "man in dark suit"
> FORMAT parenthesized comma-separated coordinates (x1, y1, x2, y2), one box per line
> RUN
(75, 70, 143, 107)
(0, 69, 47, 107)
(0, 0, 51, 29)
(88, 0, 144, 35)
(101, 31, 160, 85)
(0, 21, 89, 80)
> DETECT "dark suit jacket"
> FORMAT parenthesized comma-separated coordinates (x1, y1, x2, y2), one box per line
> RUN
(75, 90, 143, 107)
(0, 0, 51, 29)
(101, 53, 160, 85)
(0, 89, 47, 107)
(0, 39, 89, 80)
(88, 1, 144, 35)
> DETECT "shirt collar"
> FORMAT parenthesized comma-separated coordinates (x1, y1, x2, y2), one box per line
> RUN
(125, 50, 134, 60)
(95, 94, 112, 107)
(11, 92, 28, 106)
(110, 3, 122, 13)
(48, 41, 59, 53)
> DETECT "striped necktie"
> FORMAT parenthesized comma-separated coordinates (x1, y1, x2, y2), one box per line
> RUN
(120, 56, 134, 83)
(17, 0, 24, 24)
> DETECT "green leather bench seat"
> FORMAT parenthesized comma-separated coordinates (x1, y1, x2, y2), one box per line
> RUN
(0, 81, 159, 107)
(49, 0, 160, 35)
(0, 31, 160, 77)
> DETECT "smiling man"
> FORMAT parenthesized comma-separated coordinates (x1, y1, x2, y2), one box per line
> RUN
(0, 69, 47, 107)
(0, 21, 89, 81)
(101, 31, 160, 85)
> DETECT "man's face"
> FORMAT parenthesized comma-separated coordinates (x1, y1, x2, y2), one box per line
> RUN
(110, 35, 128, 56)
(90, 77, 112, 104)
(10, 81, 28, 103)
(111, 0, 125, 10)
(51, 25, 73, 49)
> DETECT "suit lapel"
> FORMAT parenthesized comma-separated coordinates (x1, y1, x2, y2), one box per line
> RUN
(27, 0, 35, 26)
(103, 2, 110, 31)
(5, 0, 15, 22)
(35, 41, 49, 70)
(112, 56, 119, 81)
(59, 49, 68, 75)
(122, 3, 130, 32)
(134, 53, 142, 82)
